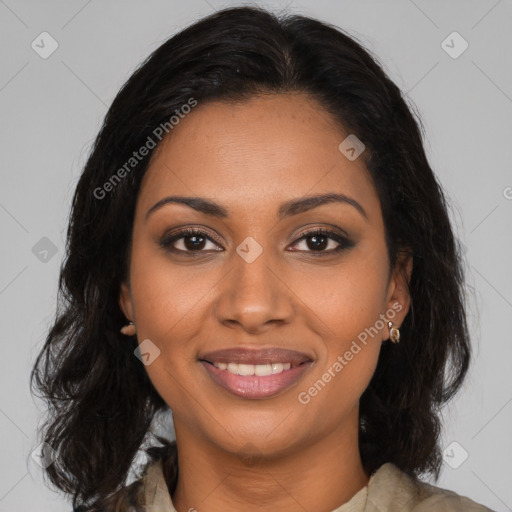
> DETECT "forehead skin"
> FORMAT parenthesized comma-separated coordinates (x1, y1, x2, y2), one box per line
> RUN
(136, 92, 382, 242)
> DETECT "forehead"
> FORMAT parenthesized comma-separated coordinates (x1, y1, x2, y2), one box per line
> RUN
(137, 93, 378, 217)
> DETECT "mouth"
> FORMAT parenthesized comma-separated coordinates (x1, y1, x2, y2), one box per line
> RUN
(198, 347, 314, 399)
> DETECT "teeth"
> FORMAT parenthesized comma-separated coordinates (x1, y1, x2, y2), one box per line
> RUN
(238, 364, 255, 376)
(272, 363, 283, 374)
(212, 362, 292, 375)
(255, 364, 272, 376)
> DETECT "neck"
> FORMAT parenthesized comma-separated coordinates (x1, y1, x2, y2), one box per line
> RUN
(170, 418, 369, 512)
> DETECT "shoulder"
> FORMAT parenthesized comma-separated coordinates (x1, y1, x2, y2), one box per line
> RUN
(72, 441, 178, 512)
(411, 478, 495, 512)
(367, 463, 496, 512)
(71, 465, 149, 512)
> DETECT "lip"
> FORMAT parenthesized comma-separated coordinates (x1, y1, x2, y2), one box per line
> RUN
(199, 347, 314, 399)
(199, 347, 312, 367)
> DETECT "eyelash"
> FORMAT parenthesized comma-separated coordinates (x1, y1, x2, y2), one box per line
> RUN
(159, 227, 355, 256)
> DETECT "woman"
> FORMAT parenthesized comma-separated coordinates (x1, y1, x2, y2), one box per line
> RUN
(30, 6, 495, 512)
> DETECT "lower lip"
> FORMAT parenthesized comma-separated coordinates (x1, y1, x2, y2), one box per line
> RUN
(200, 361, 313, 399)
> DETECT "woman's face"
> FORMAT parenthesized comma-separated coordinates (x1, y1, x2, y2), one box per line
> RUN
(120, 92, 411, 459)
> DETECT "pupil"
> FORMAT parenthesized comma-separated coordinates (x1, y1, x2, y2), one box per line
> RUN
(308, 235, 327, 250)
(185, 235, 205, 250)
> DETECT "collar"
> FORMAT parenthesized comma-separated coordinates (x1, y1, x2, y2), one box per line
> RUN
(142, 458, 420, 512)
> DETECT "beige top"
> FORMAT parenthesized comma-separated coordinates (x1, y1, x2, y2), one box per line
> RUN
(138, 458, 495, 512)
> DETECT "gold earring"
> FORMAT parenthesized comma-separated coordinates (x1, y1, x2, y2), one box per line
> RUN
(388, 321, 400, 343)
(120, 321, 136, 336)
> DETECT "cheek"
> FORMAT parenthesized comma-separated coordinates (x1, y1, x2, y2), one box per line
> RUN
(292, 250, 389, 344)
(129, 244, 219, 343)
(291, 251, 387, 397)
(127, 242, 234, 404)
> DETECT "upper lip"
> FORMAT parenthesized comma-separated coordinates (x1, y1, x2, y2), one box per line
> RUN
(199, 347, 313, 367)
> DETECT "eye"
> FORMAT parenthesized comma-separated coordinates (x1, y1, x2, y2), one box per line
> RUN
(159, 228, 223, 253)
(288, 228, 354, 255)
(159, 227, 355, 256)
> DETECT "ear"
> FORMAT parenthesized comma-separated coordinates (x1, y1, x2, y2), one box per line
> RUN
(119, 280, 134, 322)
(385, 250, 413, 326)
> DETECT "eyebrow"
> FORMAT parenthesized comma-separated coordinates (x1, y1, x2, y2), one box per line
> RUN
(145, 192, 368, 222)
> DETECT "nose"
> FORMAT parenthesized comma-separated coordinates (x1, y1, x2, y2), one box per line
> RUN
(214, 245, 295, 334)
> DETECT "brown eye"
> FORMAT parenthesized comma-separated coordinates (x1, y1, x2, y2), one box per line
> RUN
(160, 228, 223, 253)
(289, 229, 355, 255)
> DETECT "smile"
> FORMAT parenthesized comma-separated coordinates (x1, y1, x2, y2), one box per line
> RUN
(199, 347, 313, 399)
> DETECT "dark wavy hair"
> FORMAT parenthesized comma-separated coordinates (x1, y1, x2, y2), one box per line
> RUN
(30, 5, 471, 511)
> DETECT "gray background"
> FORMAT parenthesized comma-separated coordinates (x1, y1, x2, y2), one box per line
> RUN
(1, 0, 511, 511)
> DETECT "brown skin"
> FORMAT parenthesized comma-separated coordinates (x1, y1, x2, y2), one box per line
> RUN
(119, 92, 412, 512)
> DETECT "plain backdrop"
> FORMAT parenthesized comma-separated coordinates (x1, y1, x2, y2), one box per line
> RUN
(1, 1, 511, 511)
